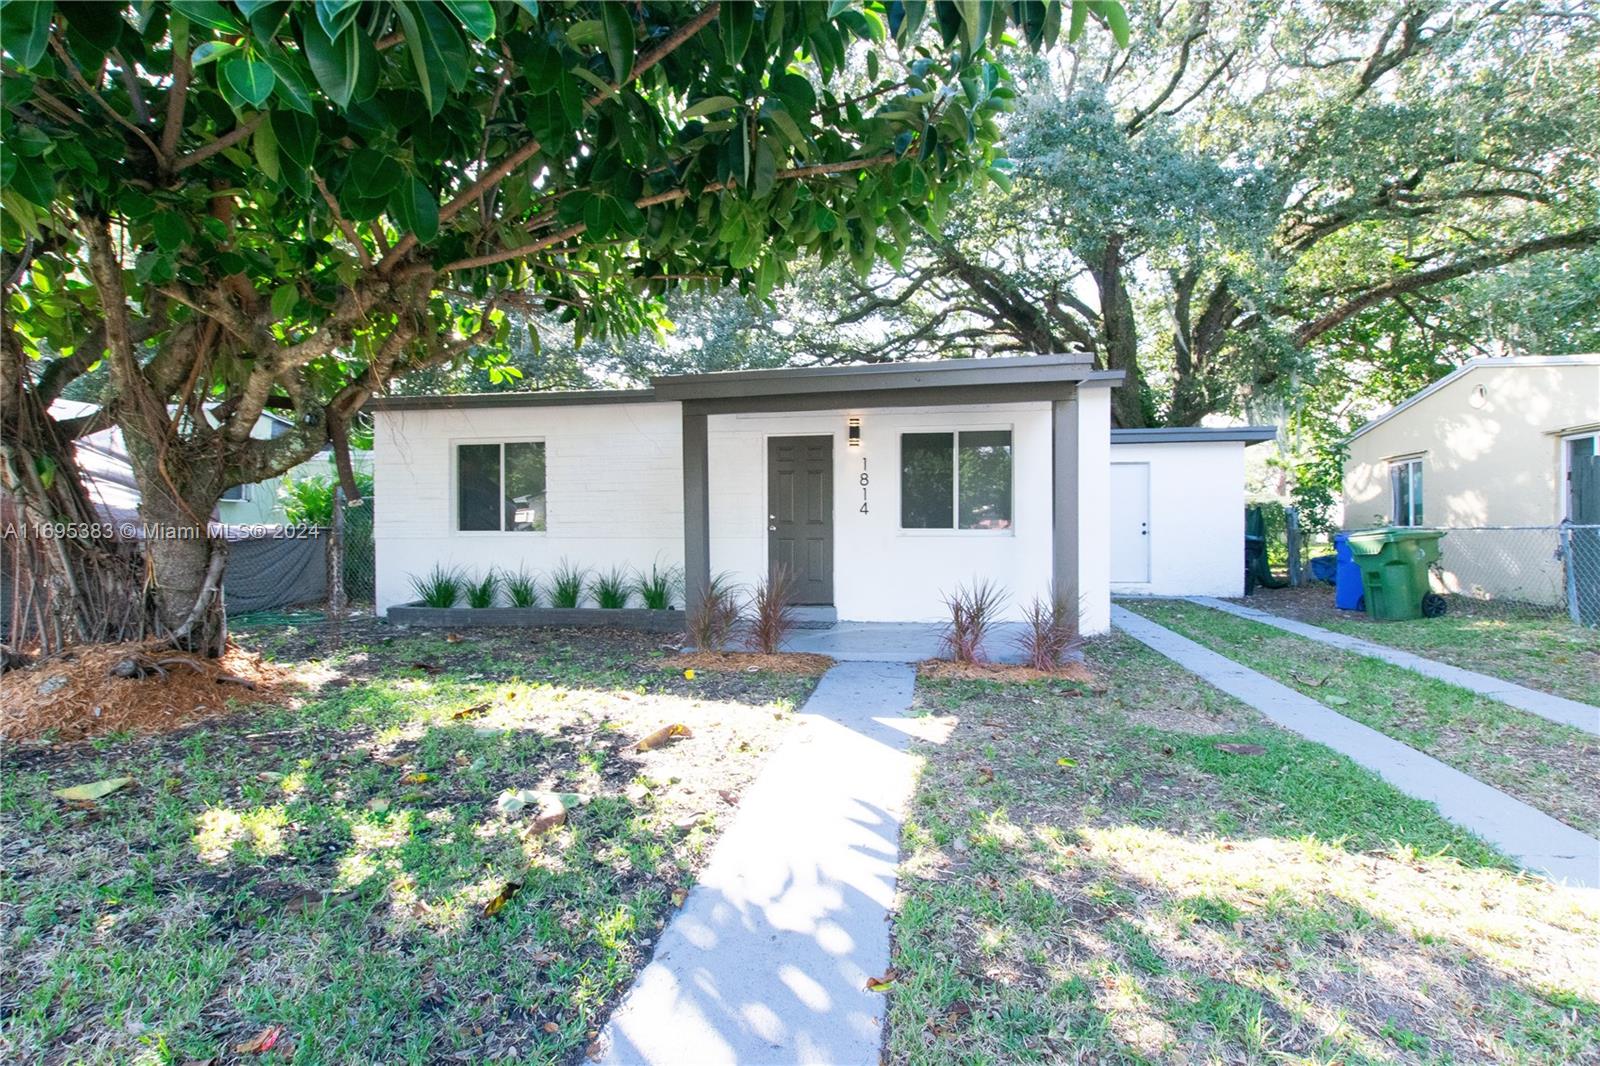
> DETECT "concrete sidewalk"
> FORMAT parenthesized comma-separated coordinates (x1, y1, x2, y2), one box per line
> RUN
(1188, 596, 1600, 737)
(594, 661, 930, 1065)
(1114, 606, 1600, 888)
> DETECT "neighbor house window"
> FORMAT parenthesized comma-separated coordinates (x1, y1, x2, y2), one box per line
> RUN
(458, 441, 546, 531)
(901, 431, 1012, 530)
(1390, 457, 1424, 527)
(220, 483, 252, 502)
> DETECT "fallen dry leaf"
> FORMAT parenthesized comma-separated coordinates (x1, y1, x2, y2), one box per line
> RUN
(235, 1025, 286, 1054)
(635, 723, 693, 752)
(51, 777, 134, 802)
(483, 881, 523, 918)
(975, 767, 995, 785)
(399, 772, 433, 785)
(670, 887, 689, 907)
(409, 661, 443, 675)
(716, 789, 738, 806)
(445, 633, 464, 643)
(542, 1022, 560, 1034)
(452, 703, 491, 720)
(1214, 743, 1267, 756)
(865, 970, 898, 992)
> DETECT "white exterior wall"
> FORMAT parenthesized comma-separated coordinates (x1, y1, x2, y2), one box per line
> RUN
(373, 402, 683, 612)
(1109, 440, 1246, 598)
(372, 394, 1127, 630)
(1075, 388, 1113, 634)
(707, 402, 1060, 624)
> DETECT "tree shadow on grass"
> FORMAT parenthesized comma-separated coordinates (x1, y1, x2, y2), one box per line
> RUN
(0, 642, 812, 1065)
(892, 667, 1600, 1063)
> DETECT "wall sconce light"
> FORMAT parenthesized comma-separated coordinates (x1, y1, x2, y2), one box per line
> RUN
(847, 416, 861, 447)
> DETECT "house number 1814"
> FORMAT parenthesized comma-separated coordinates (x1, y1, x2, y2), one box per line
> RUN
(859, 457, 869, 514)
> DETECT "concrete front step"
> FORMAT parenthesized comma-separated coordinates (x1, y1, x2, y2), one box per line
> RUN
(790, 606, 838, 629)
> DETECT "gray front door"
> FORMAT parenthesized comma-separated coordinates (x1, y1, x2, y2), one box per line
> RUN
(768, 436, 833, 605)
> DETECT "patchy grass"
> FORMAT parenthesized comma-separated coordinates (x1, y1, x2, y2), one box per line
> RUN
(887, 635, 1600, 1065)
(1123, 598, 1600, 836)
(1237, 586, 1600, 706)
(0, 621, 814, 1064)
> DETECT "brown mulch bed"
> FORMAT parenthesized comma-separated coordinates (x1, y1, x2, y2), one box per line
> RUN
(918, 658, 1095, 683)
(657, 650, 836, 676)
(0, 642, 296, 742)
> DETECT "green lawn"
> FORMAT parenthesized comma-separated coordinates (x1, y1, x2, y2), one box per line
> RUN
(1122, 599, 1600, 836)
(886, 635, 1600, 1065)
(0, 622, 814, 1064)
(1236, 586, 1600, 706)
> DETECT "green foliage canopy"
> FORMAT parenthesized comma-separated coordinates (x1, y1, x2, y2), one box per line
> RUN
(0, 0, 1122, 637)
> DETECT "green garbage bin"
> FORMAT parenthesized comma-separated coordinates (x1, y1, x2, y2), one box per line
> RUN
(1345, 528, 1448, 621)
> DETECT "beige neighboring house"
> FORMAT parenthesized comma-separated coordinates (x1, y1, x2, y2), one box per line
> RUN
(1343, 353, 1600, 607)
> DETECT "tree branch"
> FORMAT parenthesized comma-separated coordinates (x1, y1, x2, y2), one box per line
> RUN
(380, 2, 725, 271)
(1296, 225, 1600, 343)
(173, 115, 263, 172)
(446, 154, 898, 273)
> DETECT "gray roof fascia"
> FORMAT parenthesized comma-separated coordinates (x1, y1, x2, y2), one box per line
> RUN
(1111, 426, 1277, 445)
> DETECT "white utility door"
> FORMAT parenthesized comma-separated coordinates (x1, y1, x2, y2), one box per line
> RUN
(1110, 462, 1151, 583)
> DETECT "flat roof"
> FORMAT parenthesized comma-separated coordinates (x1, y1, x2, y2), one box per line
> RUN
(1111, 426, 1277, 445)
(370, 388, 656, 411)
(650, 353, 1110, 401)
(369, 354, 1124, 412)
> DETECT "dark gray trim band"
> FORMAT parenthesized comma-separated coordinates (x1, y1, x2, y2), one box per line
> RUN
(369, 389, 656, 411)
(681, 381, 1081, 416)
(1111, 426, 1277, 444)
(652, 354, 1109, 401)
(1052, 397, 1079, 617)
(682, 406, 710, 614)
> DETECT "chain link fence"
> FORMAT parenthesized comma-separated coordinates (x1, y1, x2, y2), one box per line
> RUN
(326, 490, 376, 618)
(1421, 525, 1600, 626)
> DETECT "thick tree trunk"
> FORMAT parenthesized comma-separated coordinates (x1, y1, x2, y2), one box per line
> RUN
(121, 422, 230, 656)
(1093, 236, 1150, 429)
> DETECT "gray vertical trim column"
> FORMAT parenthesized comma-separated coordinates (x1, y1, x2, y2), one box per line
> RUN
(1052, 393, 1080, 618)
(682, 404, 711, 612)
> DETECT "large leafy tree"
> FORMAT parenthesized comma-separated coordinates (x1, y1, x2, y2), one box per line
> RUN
(1, 0, 1122, 652)
(778, 1, 1600, 429)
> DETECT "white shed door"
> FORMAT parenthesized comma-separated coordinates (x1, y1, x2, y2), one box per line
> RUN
(1111, 462, 1151, 583)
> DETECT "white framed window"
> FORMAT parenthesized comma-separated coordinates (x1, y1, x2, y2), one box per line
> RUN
(1389, 456, 1425, 527)
(456, 440, 546, 532)
(900, 430, 1013, 531)
(220, 483, 253, 503)
(1564, 431, 1598, 520)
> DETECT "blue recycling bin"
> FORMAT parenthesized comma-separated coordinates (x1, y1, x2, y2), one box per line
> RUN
(1333, 532, 1364, 611)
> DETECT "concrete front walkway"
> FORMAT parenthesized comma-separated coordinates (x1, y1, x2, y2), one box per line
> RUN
(595, 661, 931, 1065)
(1189, 596, 1600, 736)
(1113, 606, 1600, 888)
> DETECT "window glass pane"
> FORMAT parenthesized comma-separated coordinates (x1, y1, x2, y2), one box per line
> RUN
(458, 444, 501, 530)
(958, 431, 1012, 529)
(1409, 462, 1423, 526)
(901, 433, 954, 528)
(1391, 465, 1408, 526)
(504, 442, 547, 531)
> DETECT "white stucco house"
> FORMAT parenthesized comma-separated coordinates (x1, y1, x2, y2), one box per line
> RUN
(370, 355, 1274, 635)
(1343, 353, 1600, 608)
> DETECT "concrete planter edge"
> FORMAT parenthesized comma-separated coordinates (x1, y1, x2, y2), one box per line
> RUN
(386, 604, 686, 632)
